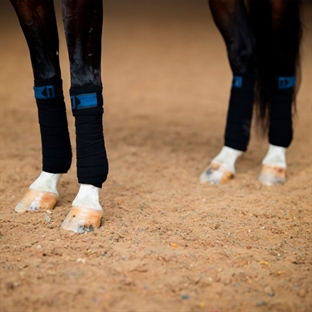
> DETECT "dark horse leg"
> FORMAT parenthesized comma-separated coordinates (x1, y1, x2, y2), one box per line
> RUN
(11, 0, 72, 212)
(200, 0, 256, 184)
(11, 0, 108, 233)
(200, 0, 302, 185)
(60, 0, 108, 232)
(257, 0, 302, 185)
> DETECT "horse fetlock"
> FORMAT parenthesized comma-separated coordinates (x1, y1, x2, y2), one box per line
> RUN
(15, 189, 58, 213)
(61, 206, 103, 234)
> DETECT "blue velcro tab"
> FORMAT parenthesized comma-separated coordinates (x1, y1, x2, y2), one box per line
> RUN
(71, 93, 98, 110)
(34, 85, 55, 99)
(278, 76, 296, 89)
(232, 76, 243, 88)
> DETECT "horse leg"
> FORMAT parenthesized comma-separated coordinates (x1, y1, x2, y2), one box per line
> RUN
(258, 0, 302, 185)
(200, 0, 256, 184)
(59, 0, 108, 233)
(11, 0, 72, 212)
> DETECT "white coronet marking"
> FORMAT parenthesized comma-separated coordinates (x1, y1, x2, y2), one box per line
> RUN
(72, 184, 102, 211)
(29, 171, 61, 195)
(262, 144, 287, 168)
(210, 146, 243, 173)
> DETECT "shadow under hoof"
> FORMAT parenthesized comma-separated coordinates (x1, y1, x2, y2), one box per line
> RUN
(61, 206, 103, 234)
(258, 165, 286, 186)
(15, 189, 58, 213)
(200, 163, 234, 184)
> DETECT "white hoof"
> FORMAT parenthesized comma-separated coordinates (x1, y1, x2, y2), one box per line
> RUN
(15, 189, 58, 213)
(258, 165, 286, 186)
(61, 206, 103, 233)
(200, 163, 234, 184)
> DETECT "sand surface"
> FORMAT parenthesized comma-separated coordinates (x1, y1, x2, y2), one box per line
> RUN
(0, 1, 311, 311)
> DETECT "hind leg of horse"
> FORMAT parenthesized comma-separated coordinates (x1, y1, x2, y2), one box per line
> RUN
(59, 0, 108, 233)
(11, 0, 72, 212)
(258, 0, 302, 185)
(200, 0, 256, 184)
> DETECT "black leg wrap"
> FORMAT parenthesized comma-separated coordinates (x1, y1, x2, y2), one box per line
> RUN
(269, 76, 294, 148)
(224, 73, 255, 152)
(70, 85, 108, 188)
(34, 78, 72, 173)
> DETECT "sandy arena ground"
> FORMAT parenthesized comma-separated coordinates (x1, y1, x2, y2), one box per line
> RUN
(0, 1, 311, 311)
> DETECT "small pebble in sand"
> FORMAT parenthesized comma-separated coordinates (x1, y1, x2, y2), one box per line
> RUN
(76, 258, 86, 264)
(256, 301, 266, 306)
(5, 282, 14, 290)
(264, 286, 274, 296)
(44, 214, 51, 223)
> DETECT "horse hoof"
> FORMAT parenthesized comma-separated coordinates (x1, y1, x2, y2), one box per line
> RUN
(61, 207, 103, 233)
(199, 163, 234, 184)
(15, 189, 58, 213)
(258, 165, 286, 186)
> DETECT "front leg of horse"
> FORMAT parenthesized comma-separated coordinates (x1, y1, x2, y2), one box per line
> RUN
(15, 172, 61, 213)
(61, 184, 103, 233)
(258, 144, 287, 186)
(200, 146, 242, 184)
(10, 1, 72, 212)
(204, 1, 256, 184)
(257, 0, 302, 186)
(60, 0, 108, 233)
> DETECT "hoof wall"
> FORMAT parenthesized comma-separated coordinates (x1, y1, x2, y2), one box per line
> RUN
(61, 207, 103, 233)
(15, 189, 58, 213)
(200, 163, 234, 184)
(258, 165, 286, 186)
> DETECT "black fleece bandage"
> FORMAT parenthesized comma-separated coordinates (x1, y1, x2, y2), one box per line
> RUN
(70, 85, 108, 188)
(224, 74, 255, 152)
(34, 78, 72, 173)
(269, 76, 295, 148)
